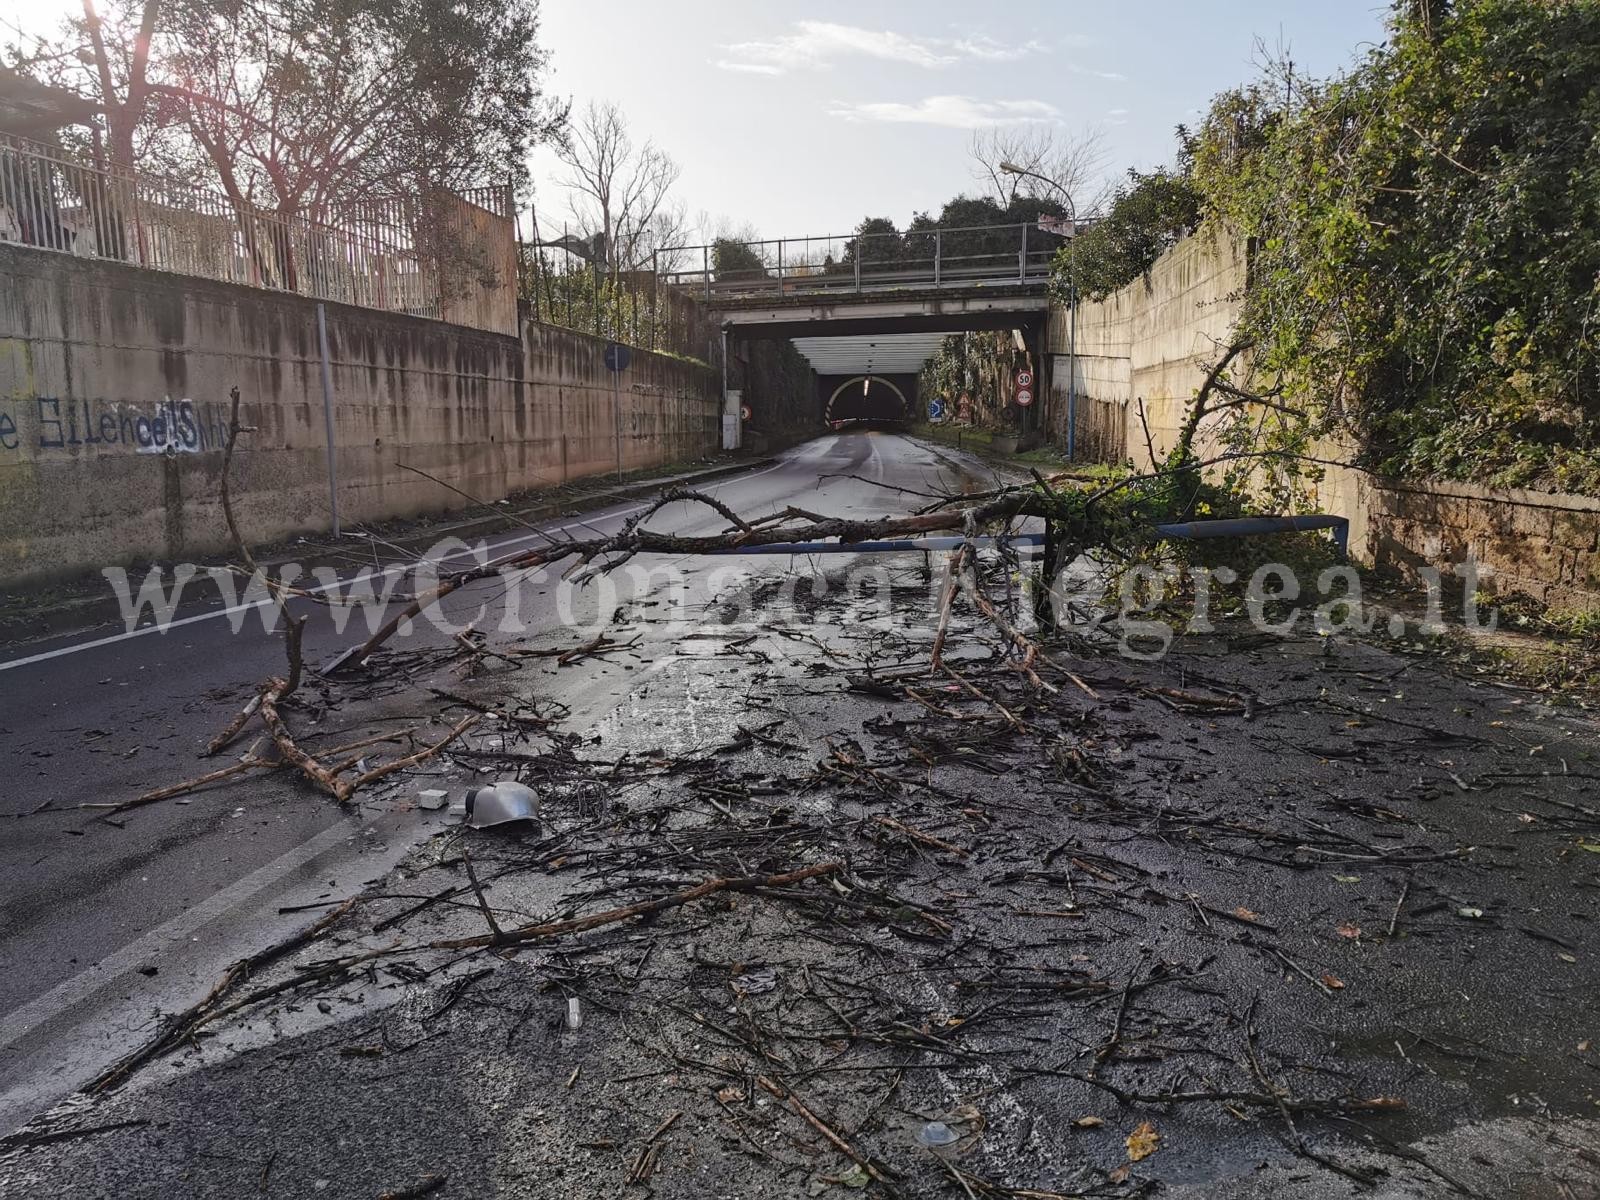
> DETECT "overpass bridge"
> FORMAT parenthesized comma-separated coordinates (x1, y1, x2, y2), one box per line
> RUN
(664, 222, 1071, 427)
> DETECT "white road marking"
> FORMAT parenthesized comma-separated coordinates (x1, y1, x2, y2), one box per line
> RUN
(0, 460, 790, 674)
(0, 818, 364, 1052)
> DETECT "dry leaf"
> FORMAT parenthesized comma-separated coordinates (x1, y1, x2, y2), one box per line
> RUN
(1579, 1040, 1592, 1052)
(716, 1085, 745, 1103)
(1073, 1116, 1105, 1129)
(1337, 922, 1362, 939)
(1321, 973, 1346, 990)
(1108, 1165, 1131, 1184)
(1235, 906, 1260, 921)
(1125, 1121, 1161, 1162)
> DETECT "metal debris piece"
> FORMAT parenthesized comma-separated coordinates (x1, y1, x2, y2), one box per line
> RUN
(731, 965, 778, 997)
(463, 780, 540, 829)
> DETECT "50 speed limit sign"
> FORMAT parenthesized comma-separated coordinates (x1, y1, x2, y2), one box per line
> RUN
(1015, 369, 1035, 407)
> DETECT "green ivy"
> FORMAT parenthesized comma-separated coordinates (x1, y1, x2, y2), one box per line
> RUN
(1190, 0, 1600, 493)
(1052, 168, 1201, 303)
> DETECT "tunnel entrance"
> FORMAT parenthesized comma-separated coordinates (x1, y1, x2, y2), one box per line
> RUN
(823, 375, 911, 423)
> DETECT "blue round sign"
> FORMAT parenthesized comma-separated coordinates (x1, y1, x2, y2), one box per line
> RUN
(603, 343, 632, 372)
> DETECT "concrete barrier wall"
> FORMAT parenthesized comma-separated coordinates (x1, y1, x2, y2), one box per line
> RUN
(1049, 225, 1247, 467)
(0, 244, 719, 587)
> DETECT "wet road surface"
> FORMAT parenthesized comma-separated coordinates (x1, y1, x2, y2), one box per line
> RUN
(0, 430, 990, 1134)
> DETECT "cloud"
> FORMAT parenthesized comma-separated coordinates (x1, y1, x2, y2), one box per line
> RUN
(1106, 108, 1130, 117)
(714, 60, 783, 75)
(1069, 63, 1127, 82)
(718, 21, 1046, 75)
(830, 95, 1061, 129)
(949, 35, 1050, 63)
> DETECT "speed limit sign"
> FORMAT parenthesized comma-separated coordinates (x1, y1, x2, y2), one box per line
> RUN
(740, 403, 753, 421)
(1015, 368, 1034, 407)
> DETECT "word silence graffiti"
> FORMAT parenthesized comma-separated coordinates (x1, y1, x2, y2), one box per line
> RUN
(0, 397, 230, 456)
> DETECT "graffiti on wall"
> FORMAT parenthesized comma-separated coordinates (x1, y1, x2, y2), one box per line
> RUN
(0, 397, 230, 455)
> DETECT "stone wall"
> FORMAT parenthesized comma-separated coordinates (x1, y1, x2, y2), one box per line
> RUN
(1363, 478, 1600, 610)
(0, 244, 720, 587)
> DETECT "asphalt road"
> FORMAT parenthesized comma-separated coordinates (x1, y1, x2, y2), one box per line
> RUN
(0, 430, 992, 1136)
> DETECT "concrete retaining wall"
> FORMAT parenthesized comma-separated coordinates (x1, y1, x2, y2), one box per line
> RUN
(1049, 225, 1245, 465)
(0, 244, 719, 587)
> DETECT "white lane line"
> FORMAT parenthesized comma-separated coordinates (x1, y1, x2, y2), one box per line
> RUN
(0, 818, 363, 1052)
(0, 460, 792, 674)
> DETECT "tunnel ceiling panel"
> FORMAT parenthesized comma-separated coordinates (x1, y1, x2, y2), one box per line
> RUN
(789, 332, 948, 377)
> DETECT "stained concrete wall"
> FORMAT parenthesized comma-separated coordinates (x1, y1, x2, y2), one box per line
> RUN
(0, 244, 719, 587)
(1049, 224, 1246, 467)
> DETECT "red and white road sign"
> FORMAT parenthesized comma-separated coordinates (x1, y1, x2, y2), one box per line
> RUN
(1015, 387, 1034, 407)
(740, 403, 753, 421)
(1016, 369, 1034, 389)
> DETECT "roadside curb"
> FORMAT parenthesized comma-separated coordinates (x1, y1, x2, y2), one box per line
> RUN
(0, 455, 780, 650)
(906, 422, 1067, 478)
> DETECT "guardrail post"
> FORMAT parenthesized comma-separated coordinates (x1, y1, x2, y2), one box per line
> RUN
(1019, 222, 1028, 283)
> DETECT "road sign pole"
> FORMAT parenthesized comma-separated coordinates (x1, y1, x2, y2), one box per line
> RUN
(1068, 237, 1078, 462)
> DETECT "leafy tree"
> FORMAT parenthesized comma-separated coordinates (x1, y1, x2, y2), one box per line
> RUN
(21, 0, 565, 212)
(844, 217, 903, 267)
(712, 237, 767, 282)
(1053, 167, 1201, 302)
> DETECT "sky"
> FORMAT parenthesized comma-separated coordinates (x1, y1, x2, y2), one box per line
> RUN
(529, 1, 1392, 238)
(5, 0, 1393, 240)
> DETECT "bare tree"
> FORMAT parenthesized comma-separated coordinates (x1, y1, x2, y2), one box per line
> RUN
(969, 124, 1110, 212)
(78, 0, 160, 169)
(556, 100, 681, 278)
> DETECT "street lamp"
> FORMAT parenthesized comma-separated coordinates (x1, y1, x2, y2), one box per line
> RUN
(1000, 162, 1079, 462)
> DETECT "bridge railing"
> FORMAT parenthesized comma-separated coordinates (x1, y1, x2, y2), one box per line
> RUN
(661, 222, 1075, 302)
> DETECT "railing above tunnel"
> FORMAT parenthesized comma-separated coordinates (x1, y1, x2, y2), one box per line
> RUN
(660, 221, 1088, 304)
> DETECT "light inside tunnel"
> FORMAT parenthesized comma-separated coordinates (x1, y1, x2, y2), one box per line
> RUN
(825, 375, 908, 422)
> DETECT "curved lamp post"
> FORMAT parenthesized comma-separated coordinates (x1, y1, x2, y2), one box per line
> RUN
(999, 162, 1078, 461)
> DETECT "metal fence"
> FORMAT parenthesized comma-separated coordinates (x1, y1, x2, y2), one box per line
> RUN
(0, 133, 518, 334)
(520, 241, 714, 362)
(660, 222, 1080, 302)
